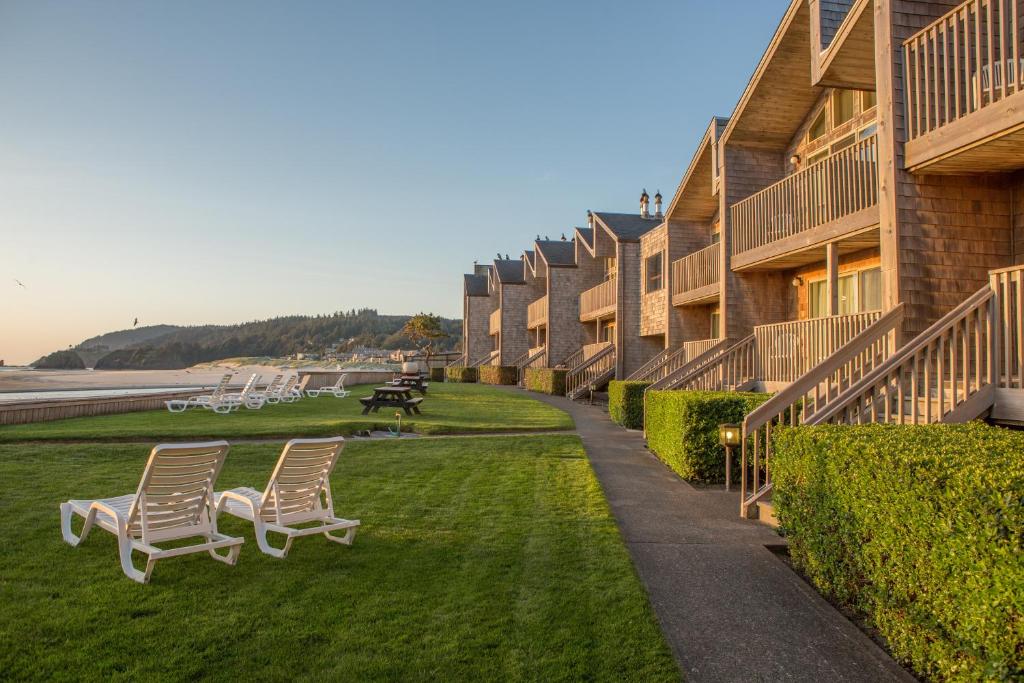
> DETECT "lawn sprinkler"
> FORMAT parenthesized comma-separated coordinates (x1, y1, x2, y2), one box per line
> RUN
(388, 411, 403, 437)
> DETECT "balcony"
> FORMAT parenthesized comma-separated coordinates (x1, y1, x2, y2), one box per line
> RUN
(904, 0, 1024, 173)
(527, 295, 548, 330)
(730, 135, 879, 271)
(579, 279, 617, 321)
(671, 243, 720, 306)
(489, 308, 501, 336)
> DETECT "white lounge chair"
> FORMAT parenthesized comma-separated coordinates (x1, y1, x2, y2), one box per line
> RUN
(165, 374, 232, 413)
(211, 374, 263, 413)
(60, 441, 244, 583)
(274, 376, 300, 404)
(305, 374, 350, 398)
(251, 374, 284, 404)
(215, 437, 359, 558)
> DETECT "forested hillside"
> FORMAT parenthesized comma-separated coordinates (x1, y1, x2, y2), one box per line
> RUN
(33, 309, 461, 369)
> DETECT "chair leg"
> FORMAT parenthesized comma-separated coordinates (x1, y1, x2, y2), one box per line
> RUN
(60, 504, 96, 546)
(252, 520, 294, 559)
(116, 533, 151, 584)
(324, 525, 357, 546)
(208, 540, 242, 565)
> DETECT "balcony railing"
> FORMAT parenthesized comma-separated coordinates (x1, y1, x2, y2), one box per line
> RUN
(904, 0, 1022, 141)
(489, 308, 501, 336)
(731, 135, 878, 257)
(671, 243, 720, 302)
(582, 341, 613, 361)
(754, 310, 883, 384)
(527, 295, 548, 329)
(579, 279, 617, 320)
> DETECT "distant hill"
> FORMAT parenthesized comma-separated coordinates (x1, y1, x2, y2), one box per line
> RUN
(33, 310, 461, 370)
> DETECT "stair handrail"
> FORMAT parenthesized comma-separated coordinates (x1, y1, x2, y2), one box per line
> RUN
(646, 339, 734, 391)
(517, 347, 548, 386)
(738, 304, 905, 517)
(673, 335, 758, 392)
(627, 347, 675, 381)
(807, 285, 996, 426)
(566, 344, 616, 399)
(447, 353, 466, 368)
(469, 351, 498, 368)
(560, 347, 586, 370)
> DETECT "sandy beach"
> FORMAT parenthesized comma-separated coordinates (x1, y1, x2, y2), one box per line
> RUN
(0, 364, 302, 394)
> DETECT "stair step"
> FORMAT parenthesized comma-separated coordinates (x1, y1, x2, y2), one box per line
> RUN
(755, 500, 779, 529)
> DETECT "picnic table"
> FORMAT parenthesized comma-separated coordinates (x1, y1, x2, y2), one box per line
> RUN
(360, 386, 423, 415)
(391, 374, 428, 395)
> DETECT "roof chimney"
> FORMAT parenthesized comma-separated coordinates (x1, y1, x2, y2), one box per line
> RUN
(640, 189, 650, 218)
(654, 190, 663, 219)
(587, 210, 594, 229)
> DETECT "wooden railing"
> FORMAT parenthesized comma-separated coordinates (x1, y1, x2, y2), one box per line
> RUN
(527, 295, 548, 329)
(518, 346, 548, 386)
(754, 310, 883, 384)
(469, 350, 498, 368)
(580, 279, 617, 320)
(674, 335, 759, 391)
(629, 338, 723, 384)
(731, 135, 878, 256)
(566, 344, 617, 400)
(646, 339, 732, 391)
(446, 354, 466, 368)
(559, 347, 585, 370)
(583, 341, 612, 361)
(904, 0, 1023, 141)
(991, 265, 1024, 388)
(739, 306, 904, 517)
(489, 308, 501, 335)
(671, 243, 721, 299)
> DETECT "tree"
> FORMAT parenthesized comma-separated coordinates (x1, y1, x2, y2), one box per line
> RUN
(401, 313, 448, 355)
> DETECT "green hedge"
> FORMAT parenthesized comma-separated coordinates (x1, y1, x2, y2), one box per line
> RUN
(429, 367, 446, 382)
(524, 368, 567, 396)
(645, 390, 770, 483)
(772, 423, 1024, 681)
(479, 365, 519, 386)
(608, 381, 650, 430)
(445, 366, 478, 383)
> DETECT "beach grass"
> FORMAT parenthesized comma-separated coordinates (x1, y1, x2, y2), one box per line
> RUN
(0, 435, 678, 682)
(0, 382, 573, 442)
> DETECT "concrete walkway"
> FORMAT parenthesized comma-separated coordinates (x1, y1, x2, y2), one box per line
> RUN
(520, 392, 914, 682)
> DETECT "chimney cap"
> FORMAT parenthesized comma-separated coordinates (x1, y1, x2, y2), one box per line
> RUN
(640, 188, 649, 200)
(654, 190, 662, 201)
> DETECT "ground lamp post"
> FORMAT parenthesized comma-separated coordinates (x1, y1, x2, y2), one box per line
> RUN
(718, 423, 741, 492)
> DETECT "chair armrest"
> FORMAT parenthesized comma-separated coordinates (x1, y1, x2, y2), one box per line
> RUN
(89, 500, 129, 530)
(216, 490, 261, 517)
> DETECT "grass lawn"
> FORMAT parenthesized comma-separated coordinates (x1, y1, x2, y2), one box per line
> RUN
(0, 383, 574, 442)
(0, 435, 678, 681)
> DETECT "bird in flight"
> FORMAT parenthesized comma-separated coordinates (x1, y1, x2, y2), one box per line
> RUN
(133, 317, 138, 328)
(14, 279, 25, 288)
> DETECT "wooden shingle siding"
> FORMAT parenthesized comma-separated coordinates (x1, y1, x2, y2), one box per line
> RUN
(820, 0, 856, 49)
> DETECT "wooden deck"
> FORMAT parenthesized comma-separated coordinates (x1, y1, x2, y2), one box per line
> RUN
(671, 243, 721, 306)
(527, 295, 548, 330)
(579, 279, 616, 321)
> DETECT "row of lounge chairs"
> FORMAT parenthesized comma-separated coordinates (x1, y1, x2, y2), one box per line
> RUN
(164, 373, 315, 414)
(60, 437, 360, 583)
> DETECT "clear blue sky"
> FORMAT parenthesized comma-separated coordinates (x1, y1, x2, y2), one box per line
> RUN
(1, 0, 787, 364)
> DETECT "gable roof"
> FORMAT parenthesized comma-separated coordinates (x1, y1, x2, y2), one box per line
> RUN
(665, 117, 728, 224)
(535, 240, 576, 267)
(591, 212, 663, 242)
(523, 250, 537, 276)
(493, 258, 525, 284)
(463, 273, 489, 297)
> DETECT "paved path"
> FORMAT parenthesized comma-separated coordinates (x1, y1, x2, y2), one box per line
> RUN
(519, 391, 914, 683)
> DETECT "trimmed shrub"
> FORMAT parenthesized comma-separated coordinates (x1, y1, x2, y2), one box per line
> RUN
(524, 368, 567, 396)
(479, 365, 519, 386)
(645, 390, 770, 483)
(772, 423, 1024, 681)
(445, 366, 478, 383)
(608, 381, 650, 430)
(429, 367, 446, 382)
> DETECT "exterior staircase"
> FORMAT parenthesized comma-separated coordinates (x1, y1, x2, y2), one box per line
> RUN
(516, 347, 547, 387)
(566, 344, 616, 400)
(628, 339, 722, 384)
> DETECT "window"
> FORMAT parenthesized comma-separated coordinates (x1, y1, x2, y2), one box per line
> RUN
(860, 267, 882, 311)
(861, 90, 877, 110)
(710, 230, 721, 244)
(857, 122, 878, 140)
(808, 280, 828, 318)
(710, 311, 720, 339)
(807, 148, 828, 166)
(830, 133, 856, 154)
(808, 108, 828, 141)
(603, 257, 617, 281)
(832, 89, 856, 127)
(645, 253, 663, 293)
(837, 273, 858, 314)
(601, 321, 615, 343)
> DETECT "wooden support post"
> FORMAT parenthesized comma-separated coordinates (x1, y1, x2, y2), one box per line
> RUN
(826, 242, 840, 315)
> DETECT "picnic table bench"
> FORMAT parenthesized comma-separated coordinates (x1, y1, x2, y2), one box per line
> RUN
(360, 386, 423, 415)
(391, 374, 429, 395)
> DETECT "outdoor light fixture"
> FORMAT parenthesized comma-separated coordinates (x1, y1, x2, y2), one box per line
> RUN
(791, 275, 804, 288)
(789, 154, 801, 167)
(719, 423, 741, 492)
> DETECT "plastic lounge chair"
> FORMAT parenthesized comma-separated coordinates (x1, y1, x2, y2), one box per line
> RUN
(215, 437, 359, 558)
(165, 374, 232, 413)
(253, 375, 284, 404)
(60, 441, 244, 583)
(212, 374, 263, 413)
(306, 374, 350, 398)
(274, 376, 300, 404)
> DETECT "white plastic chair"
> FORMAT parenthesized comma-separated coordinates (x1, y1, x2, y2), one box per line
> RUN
(60, 441, 244, 583)
(305, 374, 350, 398)
(165, 374, 232, 413)
(215, 437, 359, 558)
(213, 373, 264, 413)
